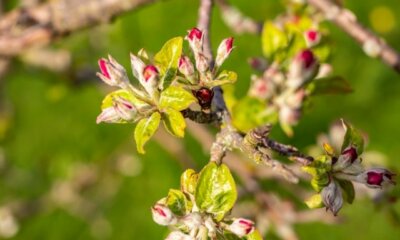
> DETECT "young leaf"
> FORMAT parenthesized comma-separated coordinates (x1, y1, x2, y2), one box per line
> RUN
(180, 169, 198, 195)
(162, 108, 186, 138)
(341, 120, 365, 155)
(307, 76, 353, 95)
(134, 112, 161, 154)
(337, 179, 355, 204)
(305, 194, 324, 208)
(246, 230, 263, 240)
(166, 189, 192, 216)
(195, 162, 237, 221)
(262, 21, 288, 59)
(154, 37, 183, 89)
(205, 70, 237, 88)
(101, 89, 148, 110)
(159, 86, 196, 111)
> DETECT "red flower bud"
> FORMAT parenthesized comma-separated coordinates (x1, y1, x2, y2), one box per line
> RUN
(299, 49, 316, 69)
(287, 49, 318, 89)
(97, 56, 130, 87)
(98, 59, 110, 79)
(193, 88, 214, 109)
(304, 29, 321, 47)
(365, 169, 396, 187)
(143, 65, 159, 82)
(188, 28, 203, 41)
(227, 218, 255, 237)
(342, 147, 358, 163)
(215, 37, 234, 67)
(178, 55, 195, 80)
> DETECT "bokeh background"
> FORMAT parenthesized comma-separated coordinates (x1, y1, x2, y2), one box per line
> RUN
(0, 0, 400, 239)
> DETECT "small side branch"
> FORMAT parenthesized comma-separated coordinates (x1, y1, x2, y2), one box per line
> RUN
(308, 0, 400, 73)
(181, 109, 221, 124)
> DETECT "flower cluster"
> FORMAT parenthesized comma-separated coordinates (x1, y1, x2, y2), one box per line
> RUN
(95, 28, 237, 153)
(303, 121, 396, 215)
(150, 163, 260, 240)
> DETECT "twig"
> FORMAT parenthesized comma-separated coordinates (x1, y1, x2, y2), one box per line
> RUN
(181, 109, 221, 124)
(215, 0, 261, 35)
(0, 0, 163, 57)
(307, 0, 400, 73)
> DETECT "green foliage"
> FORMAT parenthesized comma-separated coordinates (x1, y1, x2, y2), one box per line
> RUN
(154, 37, 183, 89)
(262, 21, 288, 60)
(162, 108, 186, 137)
(166, 189, 192, 216)
(195, 162, 238, 221)
(302, 155, 331, 192)
(337, 179, 355, 204)
(159, 86, 196, 111)
(134, 111, 161, 154)
(305, 194, 324, 209)
(341, 120, 365, 155)
(307, 76, 353, 95)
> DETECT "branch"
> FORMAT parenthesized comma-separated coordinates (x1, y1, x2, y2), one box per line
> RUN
(0, 0, 163, 57)
(181, 109, 221, 124)
(307, 0, 400, 73)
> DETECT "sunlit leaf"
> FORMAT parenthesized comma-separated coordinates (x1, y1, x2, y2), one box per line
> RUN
(262, 21, 288, 60)
(162, 108, 186, 138)
(134, 111, 161, 154)
(305, 194, 324, 209)
(180, 169, 198, 195)
(159, 86, 196, 111)
(341, 120, 364, 155)
(195, 162, 237, 221)
(166, 189, 192, 216)
(154, 37, 183, 89)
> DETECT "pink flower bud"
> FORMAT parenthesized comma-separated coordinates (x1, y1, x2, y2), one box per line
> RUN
(304, 29, 321, 47)
(333, 146, 359, 172)
(151, 204, 177, 226)
(357, 169, 396, 188)
(97, 56, 129, 87)
(215, 37, 234, 67)
(193, 88, 214, 109)
(279, 105, 301, 126)
(113, 96, 137, 121)
(227, 218, 255, 237)
(165, 231, 194, 240)
(248, 57, 268, 72)
(96, 107, 120, 124)
(186, 28, 203, 53)
(178, 55, 195, 80)
(181, 212, 202, 230)
(287, 49, 318, 89)
(143, 65, 159, 82)
(194, 53, 209, 73)
(321, 180, 343, 215)
(249, 76, 273, 100)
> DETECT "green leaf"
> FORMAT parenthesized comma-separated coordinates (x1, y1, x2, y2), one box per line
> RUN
(337, 179, 355, 204)
(262, 21, 288, 60)
(205, 70, 237, 88)
(154, 37, 183, 89)
(159, 86, 196, 111)
(166, 189, 192, 216)
(134, 112, 161, 154)
(302, 156, 331, 192)
(305, 194, 324, 209)
(101, 89, 149, 110)
(232, 97, 278, 132)
(246, 230, 263, 240)
(195, 162, 237, 221)
(162, 108, 186, 138)
(180, 169, 198, 195)
(307, 76, 353, 95)
(341, 120, 364, 155)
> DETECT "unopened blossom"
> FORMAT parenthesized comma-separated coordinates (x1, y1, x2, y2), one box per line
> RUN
(165, 231, 194, 240)
(194, 52, 209, 73)
(332, 146, 359, 172)
(178, 55, 195, 81)
(130, 53, 159, 97)
(96, 107, 121, 124)
(321, 180, 343, 215)
(279, 104, 301, 126)
(186, 28, 203, 54)
(181, 212, 202, 230)
(215, 37, 234, 67)
(356, 168, 396, 188)
(97, 56, 129, 87)
(151, 204, 177, 226)
(248, 57, 268, 72)
(227, 218, 255, 237)
(287, 49, 318, 89)
(304, 29, 321, 47)
(113, 96, 137, 121)
(249, 76, 273, 100)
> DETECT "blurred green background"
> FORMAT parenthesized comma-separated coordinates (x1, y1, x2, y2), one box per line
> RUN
(0, 0, 400, 239)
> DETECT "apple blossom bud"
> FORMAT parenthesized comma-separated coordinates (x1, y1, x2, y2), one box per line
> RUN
(248, 57, 268, 72)
(96, 107, 121, 124)
(287, 49, 318, 89)
(249, 77, 272, 100)
(165, 231, 194, 240)
(279, 104, 301, 126)
(332, 146, 358, 171)
(321, 180, 343, 215)
(113, 96, 137, 121)
(195, 53, 209, 73)
(140, 65, 159, 97)
(215, 37, 234, 67)
(304, 29, 321, 47)
(151, 204, 177, 226)
(186, 28, 203, 54)
(193, 88, 214, 109)
(178, 55, 195, 80)
(97, 56, 129, 87)
(227, 218, 255, 237)
(181, 212, 202, 230)
(356, 168, 396, 188)
(143, 65, 159, 82)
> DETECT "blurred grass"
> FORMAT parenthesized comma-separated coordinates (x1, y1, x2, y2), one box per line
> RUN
(0, 0, 400, 239)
